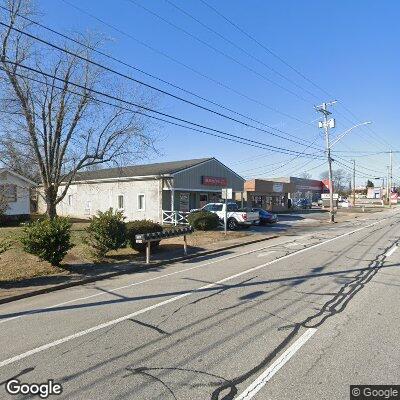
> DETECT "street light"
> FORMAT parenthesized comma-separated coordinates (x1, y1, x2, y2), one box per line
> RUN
(317, 103, 372, 223)
(329, 122, 372, 148)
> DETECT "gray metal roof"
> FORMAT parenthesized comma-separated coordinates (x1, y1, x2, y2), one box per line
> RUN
(72, 158, 213, 182)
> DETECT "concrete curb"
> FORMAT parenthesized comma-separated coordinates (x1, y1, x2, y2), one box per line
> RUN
(0, 234, 279, 305)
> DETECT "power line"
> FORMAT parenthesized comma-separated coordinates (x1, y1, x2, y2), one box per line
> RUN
(164, 0, 319, 101)
(337, 103, 392, 149)
(239, 135, 320, 175)
(0, 4, 318, 146)
(333, 108, 389, 152)
(199, 0, 331, 97)
(59, 0, 313, 127)
(198, 0, 393, 152)
(0, 21, 325, 150)
(126, 0, 313, 104)
(285, 159, 327, 177)
(334, 155, 387, 175)
(334, 159, 376, 179)
(0, 66, 312, 155)
(0, 60, 325, 159)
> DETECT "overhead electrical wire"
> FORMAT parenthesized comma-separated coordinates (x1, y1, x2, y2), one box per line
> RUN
(334, 155, 388, 176)
(0, 61, 325, 159)
(199, 0, 333, 97)
(239, 135, 320, 175)
(125, 0, 313, 104)
(163, 0, 319, 101)
(198, 0, 393, 152)
(1, 2, 390, 177)
(0, 21, 325, 151)
(0, 4, 319, 147)
(59, 0, 314, 126)
(333, 160, 372, 179)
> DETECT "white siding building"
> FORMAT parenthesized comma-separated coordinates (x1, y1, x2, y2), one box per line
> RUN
(0, 168, 35, 219)
(38, 158, 244, 223)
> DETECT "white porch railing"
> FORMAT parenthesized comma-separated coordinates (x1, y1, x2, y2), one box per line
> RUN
(162, 210, 190, 225)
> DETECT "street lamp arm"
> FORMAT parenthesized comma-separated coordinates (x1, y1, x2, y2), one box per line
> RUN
(329, 121, 372, 149)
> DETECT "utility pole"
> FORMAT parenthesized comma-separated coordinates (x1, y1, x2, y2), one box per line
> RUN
(389, 150, 393, 208)
(317, 101, 336, 223)
(387, 165, 390, 206)
(352, 159, 356, 206)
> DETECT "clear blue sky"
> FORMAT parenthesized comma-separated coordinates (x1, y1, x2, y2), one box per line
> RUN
(39, 0, 399, 184)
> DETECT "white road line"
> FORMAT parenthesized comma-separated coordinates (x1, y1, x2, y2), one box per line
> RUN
(236, 328, 317, 400)
(0, 217, 387, 368)
(257, 251, 277, 258)
(0, 238, 298, 325)
(385, 245, 398, 258)
(285, 242, 300, 247)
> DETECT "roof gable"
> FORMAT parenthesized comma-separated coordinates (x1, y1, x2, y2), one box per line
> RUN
(71, 158, 213, 182)
(0, 168, 36, 186)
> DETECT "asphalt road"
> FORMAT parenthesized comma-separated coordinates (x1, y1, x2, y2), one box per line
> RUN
(1, 209, 399, 399)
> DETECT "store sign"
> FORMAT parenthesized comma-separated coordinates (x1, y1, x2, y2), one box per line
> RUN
(272, 182, 283, 193)
(221, 188, 233, 200)
(321, 193, 339, 199)
(321, 179, 333, 193)
(296, 185, 322, 191)
(202, 176, 227, 186)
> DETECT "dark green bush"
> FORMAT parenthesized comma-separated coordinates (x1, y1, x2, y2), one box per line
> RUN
(21, 217, 73, 266)
(187, 210, 219, 231)
(85, 208, 126, 260)
(126, 220, 163, 253)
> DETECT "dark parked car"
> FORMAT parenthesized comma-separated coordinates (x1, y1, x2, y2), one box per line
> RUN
(252, 208, 278, 225)
(294, 198, 312, 209)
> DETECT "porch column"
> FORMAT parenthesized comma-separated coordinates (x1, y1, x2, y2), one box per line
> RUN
(171, 188, 176, 225)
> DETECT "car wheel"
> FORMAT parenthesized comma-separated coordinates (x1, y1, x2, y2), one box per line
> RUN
(228, 218, 238, 230)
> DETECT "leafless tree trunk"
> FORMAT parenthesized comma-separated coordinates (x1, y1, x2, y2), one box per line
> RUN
(0, 0, 156, 218)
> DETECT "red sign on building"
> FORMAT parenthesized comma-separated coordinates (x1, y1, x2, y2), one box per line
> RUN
(321, 179, 333, 193)
(201, 176, 228, 186)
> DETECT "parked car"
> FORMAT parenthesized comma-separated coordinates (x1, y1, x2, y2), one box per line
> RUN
(252, 208, 278, 225)
(294, 198, 312, 209)
(194, 202, 259, 230)
(339, 199, 351, 208)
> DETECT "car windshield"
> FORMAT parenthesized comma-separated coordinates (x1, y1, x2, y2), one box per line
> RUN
(227, 203, 238, 212)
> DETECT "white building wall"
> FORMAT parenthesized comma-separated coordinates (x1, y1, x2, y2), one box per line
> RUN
(0, 172, 31, 215)
(38, 178, 162, 222)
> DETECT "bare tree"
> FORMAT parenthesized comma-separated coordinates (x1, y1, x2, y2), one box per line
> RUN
(299, 172, 312, 180)
(0, 0, 156, 218)
(320, 168, 351, 194)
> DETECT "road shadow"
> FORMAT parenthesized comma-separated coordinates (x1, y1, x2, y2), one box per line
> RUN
(1, 261, 399, 321)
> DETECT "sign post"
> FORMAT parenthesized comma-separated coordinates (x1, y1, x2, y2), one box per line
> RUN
(221, 188, 233, 235)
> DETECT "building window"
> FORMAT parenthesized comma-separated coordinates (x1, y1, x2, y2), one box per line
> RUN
(68, 195, 72, 206)
(0, 184, 17, 202)
(84, 201, 91, 215)
(137, 194, 145, 210)
(118, 195, 124, 209)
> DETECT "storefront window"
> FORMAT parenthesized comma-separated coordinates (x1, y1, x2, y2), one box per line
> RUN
(179, 193, 190, 212)
(199, 194, 208, 208)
